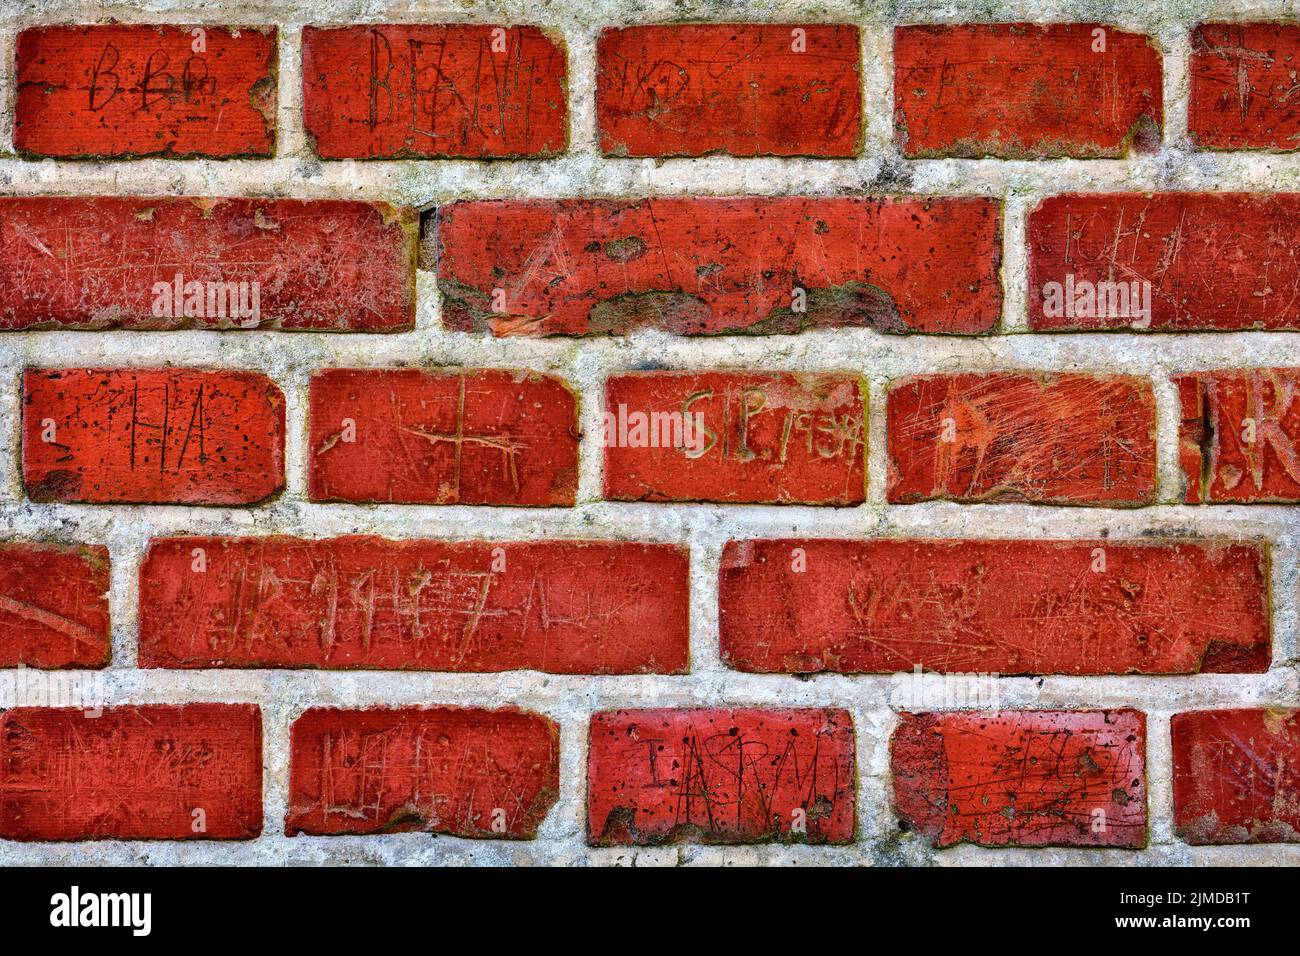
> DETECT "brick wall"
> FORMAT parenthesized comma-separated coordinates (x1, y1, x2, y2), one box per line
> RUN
(1, 0, 1298, 866)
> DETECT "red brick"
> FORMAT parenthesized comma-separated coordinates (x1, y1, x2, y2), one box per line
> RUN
(604, 371, 865, 505)
(0, 197, 416, 332)
(0, 543, 109, 669)
(894, 24, 1162, 158)
(719, 539, 1270, 675)
(308, 368, 577, 506)
(886, 373, 1156, 506)
(1029, 193, 1300, 331)
(588, 708, 855, 845)
(23, 368, 284, 505)
(139, 536, 689, 673)
(287, 707, 558, 838)
(1172, 709, 1300, 845)
(302, 25, 566, 159)
(596, 24, 862, 157)
(892, 710, 1147, 848)
(1176, 369, 1300, 503)
(15, 25, 275, 158)
(435, 197, 1002, 336)
(1190, 24, 1300, 150)
(0, 705, 261, 840)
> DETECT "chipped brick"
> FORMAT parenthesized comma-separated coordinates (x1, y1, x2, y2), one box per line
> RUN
(435, 197, 1002, 336)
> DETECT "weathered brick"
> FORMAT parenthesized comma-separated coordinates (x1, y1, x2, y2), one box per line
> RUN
(596, 24, 862, 157)
(23, 368, 285, 505)
(892, 710, 1147, 848)
(0, 705, 262, 840)
(588, 708, 855, 845)
(0, 197, 416, 332)
(886, 373, 1156, 506)
(287, 707, 559, 838)
(894, 24, 1162, 158)
(0, 542, 110, 669)
(1173, 708, 1300, 845)
(604, 371, 865, 505)
(139, 536, 689, 673)
(1029, 193, 1300, 331)
(719, 539, 1270, 675)
(1190, 24, 1300, 150)
(15, 25, 275, 158)
(302, 25, 567, 159)
(308, 368, 577, 506)
(435, 197, 1002, 336)
(1176, 369, 1300, 504)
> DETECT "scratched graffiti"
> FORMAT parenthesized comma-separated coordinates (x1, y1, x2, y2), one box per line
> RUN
(138, 537, 690, 673)
(604, 372, 866, 504)
(719, 538, 1271, 675)
(0, 197, 416, 331)
(308, 368, 577, 505)
(1190, 24, 1300, 149)
(596, 24, 862, 157)
(1176, 369, 1300, 503)
(15, 25, 275, 158)
(892, 710, 1148, 848)
(1029, 193, 1300, 330)
(587, 708, 856, 845)
(303, 25, 566, 158)
(1173, 709, 1300, 844)
(286, 708, 559, 838)
(0, 705, 262, 841)
(22, 369, 285, 504)
(887, 373, 1156, 505)
(0, 543, 109, 669)
(894, 24, 1162, 159)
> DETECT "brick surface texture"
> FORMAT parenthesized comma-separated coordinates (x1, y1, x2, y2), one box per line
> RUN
(0, 0, 1296, 870)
